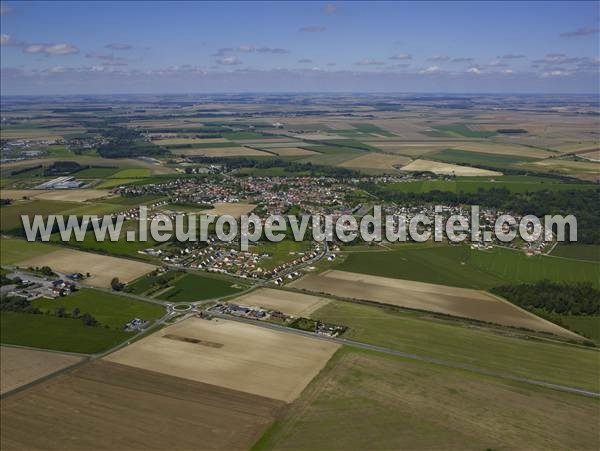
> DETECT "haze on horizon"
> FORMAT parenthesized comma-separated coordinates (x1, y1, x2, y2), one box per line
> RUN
(1, 0, 599, 95)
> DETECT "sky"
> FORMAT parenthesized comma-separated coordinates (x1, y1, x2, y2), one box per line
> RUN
(1, 1, 599, 95)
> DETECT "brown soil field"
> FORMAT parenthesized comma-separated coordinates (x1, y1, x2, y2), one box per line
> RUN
(16, 249, 156, 288)
(339, 153, 411, 171)
(177, 146, 270, 157)
(0, 189, 50, 200)
(104, 317, 339, 402)
(232, 288, 331, 316)
(290, 270, 580, 339)
(154, 137, 228, 145)
(0, 346, 84, 395)
(1, 360, 284, 450)
(401, 159, 502, 176)
(270, 147, 319, 156)
(258, 349, 600, 450)
(200, 202, 256, 216)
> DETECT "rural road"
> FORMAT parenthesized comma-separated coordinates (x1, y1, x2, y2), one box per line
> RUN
(209, 311, 600, 400)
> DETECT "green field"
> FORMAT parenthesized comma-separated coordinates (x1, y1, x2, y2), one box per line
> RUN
(0, 238, 54, 265)
(431, 124, 496, 138)
(560, 316, 600, 342)
(76, 167, 120, 178)
(338, 244, 599, 289)
(109, 168, 152, 178)
(1, 311, 132, 354)
(254, 347, 599, 451)
(31, 288, 165, 329)
(310, 300, 600, 391)
(383, 176, 596, 195)
(426, 148, 538, 168)
(350, 123, 396, 137)
(49, 224, 160, 261)
(552, 244, 600, 262)
(157, 272, 245, 302)
(96, 178, 140, 189)
(0, 200, 77, 232)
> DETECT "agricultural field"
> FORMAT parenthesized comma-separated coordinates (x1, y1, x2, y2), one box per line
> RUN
(1, 360, 285, 450)
(309, 301, 599, 391)
(254, 348, 599, 451)
(104, 317, 339, 402)
(426, 148, 538, 168)
(31, 288, 166, 329)
(109, 168, 152, 178)
(400, 159, 502, 176)
(1, 312, 132, 354)
(430, 124, 497, 138)
(0, 199, 77, 232)
(336, 244, 600, 289)
(448, 141, 555, 158)
(551, 244, 600, 262)
(290, 270, 579, 338)
(0, 238, 54, 265)
(266, 147, 319, 156)
(232, 288, 331, 316)
(15, 248, 157, 288)
(338, 153, 411, 172)
(156, 272, 245, 302)
(1, 346, 84, 395)
(153, 137, 228, 145)
(1, 189, 114, 202)
(383, 175, 597, 194)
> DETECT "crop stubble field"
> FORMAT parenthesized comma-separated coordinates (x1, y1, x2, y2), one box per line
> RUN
(105, 317, 339, 402)
(1, 360, 285, 450)
(16, 248, 156, 288)
(0, 346, 84, 395)
(232, 288, 331, 316)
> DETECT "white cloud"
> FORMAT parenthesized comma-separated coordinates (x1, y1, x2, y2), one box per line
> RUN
(420, 65, 442, 74)
(355, 58, 386, 66)
(24, 43, 79, 55)
(427, 55, 449, 62)
(560, 27, 599, 38)
(216, 56, 242, 66)
(467, 67, 482, 75)
(298, 58, 313, 63)
(106, 43, 132, 50)
(299, 26, 326, 32)
(389, 53, 412, 60)
(541, 69, 573, 77)
(0, 33, 10, 46)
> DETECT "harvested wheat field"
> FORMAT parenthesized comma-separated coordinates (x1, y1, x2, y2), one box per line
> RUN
(200, 202, 256, 217)
(290, 270, 580, 339)
(177, 146, 270, 157)
(105, 317, 339, 402)
(0, 346, 84, 395)
(1, 360, 284, 450)
(232, 288, 331, 316)
(269, 147, 319, 156)
(401, 159, 502, 176)
(16, 249, 156, 288)
(340, 153, 411, 171)
(0, 190, 50, 200)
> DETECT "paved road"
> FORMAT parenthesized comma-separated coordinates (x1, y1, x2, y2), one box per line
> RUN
(209, 311, 600, 399)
